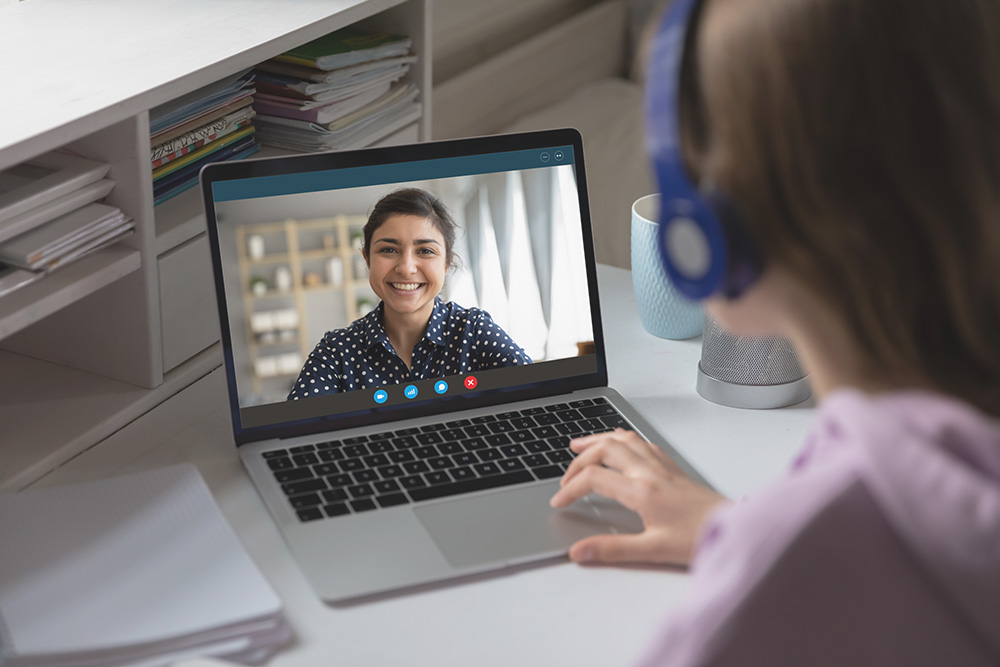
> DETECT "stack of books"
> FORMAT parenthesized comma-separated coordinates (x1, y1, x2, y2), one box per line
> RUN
(252, 28, 422, 152)
(149, 70, 260, 205)
(0, 464, 291, 666)
(0, 151, 132, 298)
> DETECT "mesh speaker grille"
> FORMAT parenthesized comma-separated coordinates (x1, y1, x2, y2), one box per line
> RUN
(700, 316, 805, 386)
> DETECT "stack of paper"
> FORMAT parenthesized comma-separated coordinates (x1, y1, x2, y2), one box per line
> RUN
(150, 71, 261, 205)
(0, 464, 291, 666)
(252, 28, 422, 152)
(0, 151, 121, 298)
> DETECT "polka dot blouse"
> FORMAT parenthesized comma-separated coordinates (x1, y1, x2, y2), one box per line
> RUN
(287, 298, 532, 400)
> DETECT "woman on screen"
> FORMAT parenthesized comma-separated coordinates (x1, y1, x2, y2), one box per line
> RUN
(288, 188, 531, 400)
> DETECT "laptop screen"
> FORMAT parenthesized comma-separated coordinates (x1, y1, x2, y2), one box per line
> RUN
(200, 129, 607, 444)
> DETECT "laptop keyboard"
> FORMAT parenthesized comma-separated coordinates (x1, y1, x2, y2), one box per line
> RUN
(262, 397, 630, 522)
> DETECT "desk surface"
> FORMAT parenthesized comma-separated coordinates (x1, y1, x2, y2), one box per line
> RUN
(34, 265, 815, 666)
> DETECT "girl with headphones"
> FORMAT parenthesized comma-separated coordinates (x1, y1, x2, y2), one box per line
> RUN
(551, 0, 1000, 663)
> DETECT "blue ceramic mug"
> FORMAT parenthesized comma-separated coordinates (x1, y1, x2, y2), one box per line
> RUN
(631, 194, 704, 339)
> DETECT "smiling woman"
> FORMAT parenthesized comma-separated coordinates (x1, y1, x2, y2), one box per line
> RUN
(287, 188, 532, 400)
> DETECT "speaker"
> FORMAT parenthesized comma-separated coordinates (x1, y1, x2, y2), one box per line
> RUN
(697, 316, 811, 409)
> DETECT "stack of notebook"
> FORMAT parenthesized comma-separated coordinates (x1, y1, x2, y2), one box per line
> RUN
(253, 28, 422, 152)
(0, 151, 130, 298)
(0, 464, 291, 666)
(149, 71, 261, 205)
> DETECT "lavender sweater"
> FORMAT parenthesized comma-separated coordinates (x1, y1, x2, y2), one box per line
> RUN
(639, 390, 1000, 666)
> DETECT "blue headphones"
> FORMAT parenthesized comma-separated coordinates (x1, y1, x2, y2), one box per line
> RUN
(645, 0, 763, 300)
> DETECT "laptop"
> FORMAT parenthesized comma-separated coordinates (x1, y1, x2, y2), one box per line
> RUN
(199, 128, 706, 602)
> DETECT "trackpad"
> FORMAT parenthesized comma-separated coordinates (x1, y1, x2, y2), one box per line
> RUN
(413, 481, 641, 569)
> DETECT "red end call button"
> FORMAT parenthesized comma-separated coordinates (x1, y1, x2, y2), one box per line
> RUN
(464, 376, 478, 390)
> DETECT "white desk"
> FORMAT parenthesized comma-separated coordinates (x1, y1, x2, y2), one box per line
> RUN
(32, 265, 815, 666)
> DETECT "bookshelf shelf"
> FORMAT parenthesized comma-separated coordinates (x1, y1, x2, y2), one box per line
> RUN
(0, 0, 431, 490)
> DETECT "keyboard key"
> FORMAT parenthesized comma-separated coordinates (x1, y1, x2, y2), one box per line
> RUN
(579, 404, 619, 418)
(534, 413, 560, 425)
(547, 450, 573, 463)
(414, 446, 439, 459)
(324, 503, 351, 517)
(322, 488, 349, 503)
(400, 475, 427, 489)
(369, 431, 394, 441)
(282, 479, 327, 496)
(395, 427, 421, 436)
(364, 453, 390, 468)
(533, 465, 564, 480)
(545, 403, 571, 412)
(510, 417, 537, 429)
(471, 415, 496, 423)
(478, 448, 503, 461)
(290, 444, 316, 454)
(273, 468, 313, 483)
(263, 449, 289, 458)
(525, 441, 550, 454)
(350, 498, 378, 512)
(393, 436, 419, 449)
(369, 441, 394, 453)
(556, 409, 584, 422)
(327, 474, 353, 487)
(499, 458, 526, 472)
(578, 418, 605, 433)
(343, 444, 369, 458)
(464, 424, 490, 437)
(409, 470, 535, 502)
(500, 444, 528, 458)
(318, 449, 345, 462)
(347, 484, 375, 498)
(426, 471, 452, 485)
(353, 469, 379, 483)
(378, 465, 405, 479)
(569, 399, 595, 408)
(267, 457, 294, 471)
(374, 480, 401, 494)
(428, 456, 453, 470)
(416, 432, 444, 445)
(548, 436, 572, 449)
(462, 437, 487, 451)
(601, 415, 630, 429)
(342, 435, 370, 445)
(441, 429, 465, 442)
(389, 450, 416, 463)
(292, 453, 319, 466)
(593, 397, 610, 404)
(289, 493, 322, 509)
(556, 422, 585, 436)
(453, 452, 478, 466)
(509, 430, 534, 443)
(451, 466, 475, 481)
(485, 433, 511, 446)
(403, 461, 430, 474)
(439, 442, 463, 455)
(376, 493, 410, 508)
(532, 425, 559, 439)
(445, 419, 471, 428)
(521, 407, 546, 416)
(523, 454, 549, 468)
(474, 462, 501, 477)
(340, 458, 363, 472)
(419, 423, 446, 432)
(496, 411, 520, 420)
(312, 463, 338, 477)
(297, 508, 324, 522)
(487, 421, 515, 433)
(317, 441, 341, 450)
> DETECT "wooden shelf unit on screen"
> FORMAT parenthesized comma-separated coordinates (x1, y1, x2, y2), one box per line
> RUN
(234, 215, 375, 395)
(0, 0, 431, 491)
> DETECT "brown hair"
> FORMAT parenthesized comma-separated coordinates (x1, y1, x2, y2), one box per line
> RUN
(363, 188, 458, 266)
(681, 0, 1000, 415)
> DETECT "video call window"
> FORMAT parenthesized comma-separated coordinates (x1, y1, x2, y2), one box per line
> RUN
(213, 162, 594, 415)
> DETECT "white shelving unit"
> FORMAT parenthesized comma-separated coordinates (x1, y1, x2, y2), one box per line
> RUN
(0, 0, 431, 490)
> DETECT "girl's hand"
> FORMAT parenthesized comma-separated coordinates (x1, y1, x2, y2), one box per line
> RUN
(549, 428, 728, 566)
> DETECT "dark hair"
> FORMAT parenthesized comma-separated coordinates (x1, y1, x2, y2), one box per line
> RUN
(678, 0, 1000, 415)
(363, 188, 458, 266)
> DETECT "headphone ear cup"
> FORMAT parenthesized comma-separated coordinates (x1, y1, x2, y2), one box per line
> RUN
(657, 192, 729, 299)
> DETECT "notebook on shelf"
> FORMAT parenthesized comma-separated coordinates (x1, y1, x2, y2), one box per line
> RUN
(199, 128, 707, 602)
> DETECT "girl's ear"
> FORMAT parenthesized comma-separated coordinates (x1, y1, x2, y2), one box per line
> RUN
(362, 249, 369, 267)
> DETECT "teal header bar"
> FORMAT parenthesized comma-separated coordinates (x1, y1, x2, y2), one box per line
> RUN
(211, 145, 576, 201)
